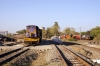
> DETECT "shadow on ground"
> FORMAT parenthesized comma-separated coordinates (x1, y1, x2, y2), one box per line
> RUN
(40, 40, 54, 45)
(62, 41, 81, 46)
(0, 41, 4, 46)
(40, 39, 62, 45)
(40, 39, 81, 46)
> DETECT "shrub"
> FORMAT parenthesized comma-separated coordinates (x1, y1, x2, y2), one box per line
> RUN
(93, 34, 100, 41)
(68, 38, 77, 41)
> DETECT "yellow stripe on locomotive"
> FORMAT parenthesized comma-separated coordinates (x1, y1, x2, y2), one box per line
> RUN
(24, 37, 39, 42)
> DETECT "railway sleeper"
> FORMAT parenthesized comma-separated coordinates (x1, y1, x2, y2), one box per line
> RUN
(89, 41, 100, 44)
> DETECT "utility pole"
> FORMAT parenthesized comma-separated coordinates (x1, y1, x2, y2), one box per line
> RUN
(80, 27, 81, 40)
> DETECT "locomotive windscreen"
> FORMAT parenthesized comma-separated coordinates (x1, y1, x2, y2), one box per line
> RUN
(26, 26, 37, 37)
(27, 26, 36, 32)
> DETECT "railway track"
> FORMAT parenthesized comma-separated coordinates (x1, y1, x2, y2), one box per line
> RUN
(55, 45, 92, 66)
(81, 45, 100, 52)
(3, 42, 23, 46)
(53, 45, 68, 66)
(2, 42, 31, 47)
(73, 45, 100, 65)
(0, 47, 29, 65)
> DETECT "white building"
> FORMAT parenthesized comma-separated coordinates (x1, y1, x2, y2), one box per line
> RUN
(40, 27, 45, 30)
(0, 31, 8, 36)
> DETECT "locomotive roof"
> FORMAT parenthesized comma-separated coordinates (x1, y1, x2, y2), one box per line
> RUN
(26, 25, 38, 27)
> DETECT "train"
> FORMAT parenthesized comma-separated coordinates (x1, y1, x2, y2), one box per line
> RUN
(24, 25, 42, 45)
(60, 34, 93, 40)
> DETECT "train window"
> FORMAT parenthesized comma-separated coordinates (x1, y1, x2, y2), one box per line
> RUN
(26, 26, 36, 29)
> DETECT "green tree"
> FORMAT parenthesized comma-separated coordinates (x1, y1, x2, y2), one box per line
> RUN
(16, 29, 26, 34)
(63, 27, 70, 35)
(46, 28, 51, 38)
(52, 22, 60, 36)
(63, 27, 79, 35)
(74, 32, 80, 35)
(81, 32, 87, 35)
(70, 28, 75, 34)
(7, 33, 12, 37)
(90, 26, 100, 37)
(59, 32, 64, 35)
(46, 27, 56, 38)
(42, 22, 60, 38)
(41, 27, 47, 38)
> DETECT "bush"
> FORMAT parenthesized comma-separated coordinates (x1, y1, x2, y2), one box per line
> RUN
(68, 38, 77, 41)
(61, 38, 67, 41)
(93, 34, 100, 41)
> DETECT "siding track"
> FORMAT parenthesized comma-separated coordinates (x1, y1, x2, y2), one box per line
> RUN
(0, 47, 29, 65)
(55, 45, 92, 66)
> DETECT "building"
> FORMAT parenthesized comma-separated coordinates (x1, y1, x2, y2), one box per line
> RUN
(0, 31, 8, 36)
(40, 27, 45, 30)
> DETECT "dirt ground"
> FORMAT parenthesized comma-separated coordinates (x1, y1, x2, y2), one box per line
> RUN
(1, 39, 100, 66)
(31, 52, 47, 66)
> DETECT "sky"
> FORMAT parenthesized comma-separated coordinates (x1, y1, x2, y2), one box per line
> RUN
(0, 0, 100, 33)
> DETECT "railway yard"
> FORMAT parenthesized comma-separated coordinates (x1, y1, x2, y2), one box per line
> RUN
(1, 0, 100, 65)
(0, 39, 100, 66)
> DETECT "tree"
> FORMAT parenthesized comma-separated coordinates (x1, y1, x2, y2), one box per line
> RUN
(70, 28, 75, 35)
(42, 22, 60, 38)
(46, 28, 51, 38)
(16, 29, 26, 34)
(63, 27, 71, 35)
(59, 32, 64, 35)
(46, 27, 56, 38)
(41, 27, 46, 38)
(73, 32, 80, 35)
(90, 26, 100, 37)
(7, 33, 12, 37)
(63, 27, 79, 35)
(52, 22, 60, 36)
(81, 32, 87, 35)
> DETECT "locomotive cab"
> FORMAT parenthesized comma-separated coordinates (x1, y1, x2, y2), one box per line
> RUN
(24, 25, 42, 45)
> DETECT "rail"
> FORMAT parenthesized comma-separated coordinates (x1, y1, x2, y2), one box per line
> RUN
(55, 45, 92, 66)
(0, 47, 29, 65)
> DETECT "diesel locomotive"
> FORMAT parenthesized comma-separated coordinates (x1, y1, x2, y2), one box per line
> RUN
(24, 25, 42, 45)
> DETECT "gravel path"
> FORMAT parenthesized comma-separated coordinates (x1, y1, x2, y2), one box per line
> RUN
(45, 45, 64, 66)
